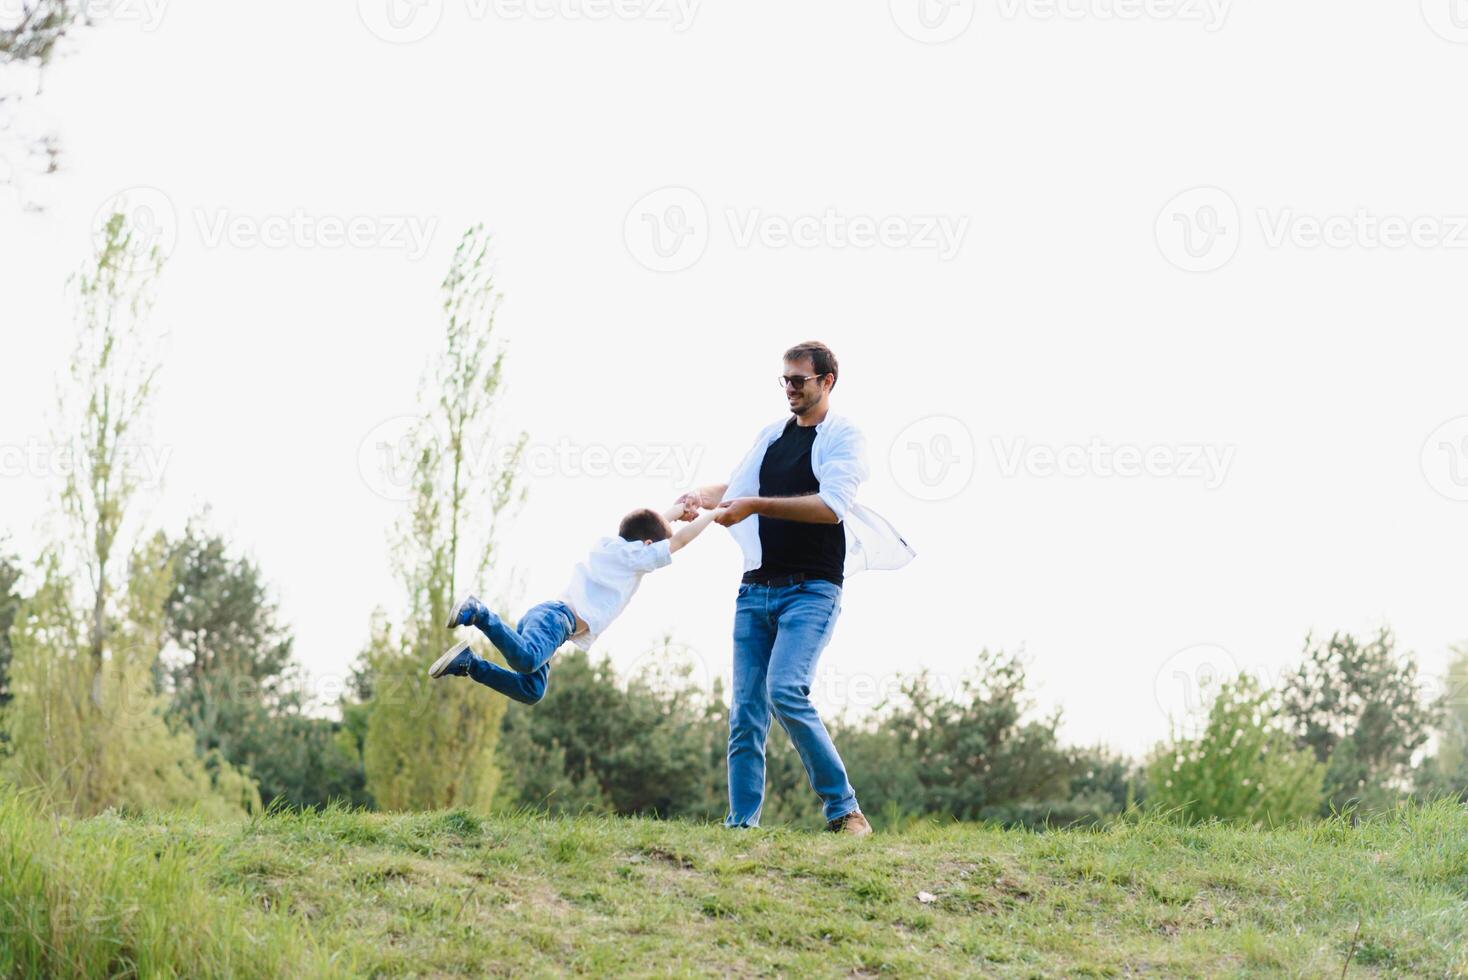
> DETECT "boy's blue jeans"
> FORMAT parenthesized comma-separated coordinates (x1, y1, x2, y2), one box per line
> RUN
(464, 600, 576, 704)
(725, 578, 859, 827)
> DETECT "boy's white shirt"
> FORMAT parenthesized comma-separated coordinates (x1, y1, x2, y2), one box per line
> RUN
(560, 537, 673, 651)
(722, 411, 917, 577)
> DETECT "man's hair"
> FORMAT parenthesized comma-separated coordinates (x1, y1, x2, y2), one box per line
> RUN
(619, 508, 671, 543)
(784, 341, 839, 389)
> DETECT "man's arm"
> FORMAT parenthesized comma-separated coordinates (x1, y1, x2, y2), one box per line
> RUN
(714, 494, 838, 527)
(670, 507, 725, 553)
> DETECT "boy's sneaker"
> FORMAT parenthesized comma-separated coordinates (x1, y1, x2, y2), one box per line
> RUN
(429, 639, 475, 679)
(826, 811, 873, 837)
(446, 593, 488, 630)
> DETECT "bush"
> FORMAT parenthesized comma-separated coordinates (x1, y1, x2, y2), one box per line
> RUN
(1147, 676, 1324, 826)
(495, 647, 724, 819)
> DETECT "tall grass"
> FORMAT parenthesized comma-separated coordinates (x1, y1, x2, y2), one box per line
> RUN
(0, 786, 337, 979)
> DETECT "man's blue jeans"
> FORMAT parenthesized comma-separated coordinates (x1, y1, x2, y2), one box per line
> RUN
(725, 578, 859, 827)
(464, 601, 576, 705)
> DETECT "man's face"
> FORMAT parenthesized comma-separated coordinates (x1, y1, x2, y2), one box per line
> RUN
(781, 356, 830, 416)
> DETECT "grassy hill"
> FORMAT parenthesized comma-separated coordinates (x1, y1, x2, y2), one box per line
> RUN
(3, 790, 1466, 978)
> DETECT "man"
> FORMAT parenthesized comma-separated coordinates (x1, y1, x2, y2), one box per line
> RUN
(680, 341, 915, 836)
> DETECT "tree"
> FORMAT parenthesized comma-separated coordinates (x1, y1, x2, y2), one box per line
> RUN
(874, 650, 1074, 823)
(1278, 629, 1443, 814)
(159, 517, 368, 810)
(359, 226, 526, 812)
(1147, 675, 1324, 826)
(162, 518, 298, 750)
(3, 540, 258, 817)
(1416, 645, 1468, 803)
(495, 646, 724, 819)
(0, 0, 73, 65)
(0, 546, 21, 715)
(0, 214, 256, 817)
(1, 0, 78, 184)
(61, 212, 164, 708)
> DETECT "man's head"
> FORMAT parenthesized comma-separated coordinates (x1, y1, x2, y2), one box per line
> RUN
(781, 341, 838, 419)
(619, 507, 673, 544)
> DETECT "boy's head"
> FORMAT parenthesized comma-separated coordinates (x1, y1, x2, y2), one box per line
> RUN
(619, 507, 673, 544)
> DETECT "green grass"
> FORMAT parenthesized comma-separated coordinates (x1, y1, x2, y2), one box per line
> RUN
(3, 789, 1466, 978)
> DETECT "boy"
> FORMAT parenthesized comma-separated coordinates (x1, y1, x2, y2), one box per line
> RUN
(428, 502, 723, 704)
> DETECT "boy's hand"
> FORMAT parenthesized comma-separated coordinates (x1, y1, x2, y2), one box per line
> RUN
(673, 494, 701, 521)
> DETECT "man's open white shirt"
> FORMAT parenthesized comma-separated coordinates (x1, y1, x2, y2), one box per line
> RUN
(722, 412, 916, 577)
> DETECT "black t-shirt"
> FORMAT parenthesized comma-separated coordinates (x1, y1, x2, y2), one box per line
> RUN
(743, 418, 845, 586)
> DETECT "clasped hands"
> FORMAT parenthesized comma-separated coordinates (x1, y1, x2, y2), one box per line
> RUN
(675, 490, 756, 527)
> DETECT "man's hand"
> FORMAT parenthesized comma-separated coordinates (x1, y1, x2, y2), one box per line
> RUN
(714, 497, 760, 526)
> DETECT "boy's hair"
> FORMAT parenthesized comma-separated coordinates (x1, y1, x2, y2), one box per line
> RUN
(784, 341, 839, 389)
(619, 508, 671, 543)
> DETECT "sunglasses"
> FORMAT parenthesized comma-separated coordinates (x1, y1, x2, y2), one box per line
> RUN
(778, 373, 830, 390)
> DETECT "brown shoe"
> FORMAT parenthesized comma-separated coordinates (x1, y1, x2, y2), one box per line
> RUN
(827, 811, 873, 837)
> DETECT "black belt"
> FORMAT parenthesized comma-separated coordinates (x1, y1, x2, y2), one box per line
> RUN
(740, 571, 842, 588)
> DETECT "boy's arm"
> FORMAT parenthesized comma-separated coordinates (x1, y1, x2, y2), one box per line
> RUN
(669, 507, 724, 554)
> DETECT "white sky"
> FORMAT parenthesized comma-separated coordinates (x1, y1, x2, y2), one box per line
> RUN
(3, 0, 1468, 757)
